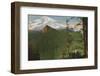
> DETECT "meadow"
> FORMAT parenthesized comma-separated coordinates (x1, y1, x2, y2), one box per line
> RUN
(28, 27, 86, 60)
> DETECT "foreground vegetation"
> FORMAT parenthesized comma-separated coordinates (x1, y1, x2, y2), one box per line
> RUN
(28, 28, 86, 60)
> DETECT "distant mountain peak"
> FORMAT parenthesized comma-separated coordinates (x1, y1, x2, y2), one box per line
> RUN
(28, 16, 83, 33)
(28, 16, 67, 31)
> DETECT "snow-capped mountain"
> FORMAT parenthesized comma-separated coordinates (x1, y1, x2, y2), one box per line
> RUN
(28, 16, 67, 31)
(28, 16, 83, 33)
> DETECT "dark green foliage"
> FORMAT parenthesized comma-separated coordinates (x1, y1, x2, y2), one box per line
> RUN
(28, 28, 86, 60)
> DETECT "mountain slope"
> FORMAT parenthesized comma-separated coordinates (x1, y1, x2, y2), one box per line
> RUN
(28, 16, 67, 31)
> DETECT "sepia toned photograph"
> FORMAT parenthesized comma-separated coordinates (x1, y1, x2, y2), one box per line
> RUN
(28, 15, 88, 60)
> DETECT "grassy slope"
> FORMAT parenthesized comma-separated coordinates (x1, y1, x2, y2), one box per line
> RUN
(28, 29, 85, 60)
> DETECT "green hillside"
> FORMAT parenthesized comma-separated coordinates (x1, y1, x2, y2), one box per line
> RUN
(28, 28, 86, 60)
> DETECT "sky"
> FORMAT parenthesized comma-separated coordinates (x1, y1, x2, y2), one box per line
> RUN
(28, 15, 86, 25)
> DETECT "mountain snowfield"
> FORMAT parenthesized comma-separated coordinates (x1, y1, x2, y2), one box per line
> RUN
(28, 16, 83, 32)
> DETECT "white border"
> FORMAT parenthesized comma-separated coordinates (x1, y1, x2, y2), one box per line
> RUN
(20, 7, 95, 70)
